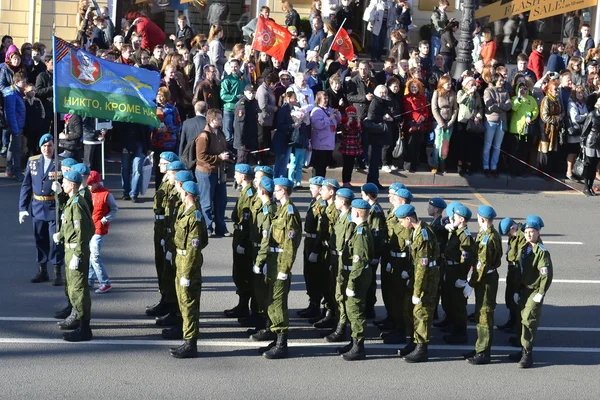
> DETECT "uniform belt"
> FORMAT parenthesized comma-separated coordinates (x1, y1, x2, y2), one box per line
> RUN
(269, 247, 283, 253)
(446, 260, 459, 266)
(155, 215, 165, 220)
(305, 233, 317, 238)
(428, 261, 437, 267)
(391, 252, 407, 258)
(234, 224, 243, 230)
(33, 194, 54, 201)
(65, 243, 78, 249)
(253, 242, 260, 248)
(176, 249, 187, 256)
(331, 250, 339, 256)
(343, 265, 352, 271)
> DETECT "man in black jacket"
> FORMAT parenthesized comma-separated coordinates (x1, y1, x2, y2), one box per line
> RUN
(375, 58, 400, 85)
(35, 55, 53, 133)
(26, 42, 47, 88)
(346, 61, 376, 169)
(170, 15, 194, 50)
(115, 122, 151, 202)
(91, 17, 110, 50)
(179, 101, 207, 168)
(233, 85, 259, 164)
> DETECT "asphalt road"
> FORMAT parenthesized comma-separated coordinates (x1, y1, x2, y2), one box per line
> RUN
(1, 171, 599, 399)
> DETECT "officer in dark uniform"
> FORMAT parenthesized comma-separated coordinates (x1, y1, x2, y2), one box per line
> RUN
(233, 85, 259, 164)
(19, 133, 65, 286)
(428, 197, 447, 323)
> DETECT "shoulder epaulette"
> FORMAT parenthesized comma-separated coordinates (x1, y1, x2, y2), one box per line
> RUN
(422, 229, 429, 241)
(29, 154, 41, 161)
(195, 210, 203, 222)
(537, 243, 547, 252)
(373, 204, 382, 213)
(247, 188, 253, 197)
(357, 226, 364, 234)
(263, 205, 269, 215)
(287, 204, 294, 214)
(73, 196, 79, 204)
(481, 235, 489, 246)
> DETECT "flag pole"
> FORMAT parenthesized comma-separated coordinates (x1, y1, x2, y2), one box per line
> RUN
(52, 28, 60, 227)
(325, 18, 347, 57)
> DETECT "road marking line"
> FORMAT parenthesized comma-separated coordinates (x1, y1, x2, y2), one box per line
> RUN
(501, 240, 584, 245)
(469, 188, 491, 206)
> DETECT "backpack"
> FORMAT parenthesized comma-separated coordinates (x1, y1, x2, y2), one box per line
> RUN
(180, 130, 210, 170)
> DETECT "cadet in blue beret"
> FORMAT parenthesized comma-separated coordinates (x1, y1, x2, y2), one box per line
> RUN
(260, 176, 274, 193)
(389, 182, 406, 195)
(235, 163, 253, 176)
(454, 205, 472, 221)
(336, 188, 355, 200)
(167, 161, 187, 171)
(39, 133, 53, 148)
(361, 183, 379, 195)
(160, 151, 179, 163)
(182, 180, 200, 196)
(175, 170, 195, 184)
(323, 179, 341, 190)
(274, 177, 294, 188)
(395, 204, 415, 218)
(61, 158, 78, 172)
(445, 201, 463, 218)
(63, 170, 82, 183)
(351, 199, 370, 209)
(71, 164, 93, 211)
(71, 163, 90, 176)
(427, 196, 447, 271)
(309, 176, 324, 186)
(396, 189, 413, 202)
(477, 205, 497, 220)
(498, 218, 515, 236)
(429, 197, 447, 210)
(525, 215, 544, 229)
(255, 166, 274, 178)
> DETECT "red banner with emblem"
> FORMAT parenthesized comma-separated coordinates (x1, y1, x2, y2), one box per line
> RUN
(251, 16, 292, 62)
(331, 27, 355, 61)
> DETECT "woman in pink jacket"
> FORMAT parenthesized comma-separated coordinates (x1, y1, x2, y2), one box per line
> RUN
(310, 91, 341, 177)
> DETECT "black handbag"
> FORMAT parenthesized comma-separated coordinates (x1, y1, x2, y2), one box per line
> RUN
(466, 119, 485, 134)
(573, 149, 585, 178)
(392, 137, 404, 158)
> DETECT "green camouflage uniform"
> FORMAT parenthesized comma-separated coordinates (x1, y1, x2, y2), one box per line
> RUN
(303, 196, 325, 306)
(519, 241, 552, 351)
(332, 209, 355, 324)
(153, 177, 170, 295)
(163, 185, 182, 310)
(231, 183, 255, 299)
(395, 224, 415, 338)
(173, 205, 208, 340)
(343, 222, 374, 341)
(470, 225, 502, 354)
(505, 225, 527, 334)
(323, 202, 339, 312)
(380, 207, 397, 320)
(252, 199, 277, 316)
(366, 201, 386, 311)
(410, 221, 440, 344)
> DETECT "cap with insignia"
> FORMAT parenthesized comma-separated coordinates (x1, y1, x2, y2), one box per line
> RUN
(445, 201, 463, 217)
(309, 176, 324, 186)
(336, 188, 355, 200)
(182, 180, 200, 196)
(160, 151, 179, 162)
(477, 205, 497, 219)
(61, 158, 78, 168)
(361, 182, 379, 195)
(429, 197, 447, 210)
(39, 133, 53, 147)
(274, 177, 294, 188)
(351, 199, 370, 210)
(395, 204, 416, 218)
(389, 182, 406, 195)
(244, 84, 256, 92)
(498, 217, 515, 235)
(453, 205, 472, 221)
(88, 170, 101, 185)
(166, 161, 186, 171)
(254, 165, 274, 178)
(396, 188, 413, 202)
(63, 170, 82, 183)
(323, 179, 340, 190)
(524, 220, 541, 231)
(526, 215, 544, 229)
(260, 176, 274, 193)
(175, 170, 194, 183)
(235, 163, 253, 175)
(71, 163, 90, 176)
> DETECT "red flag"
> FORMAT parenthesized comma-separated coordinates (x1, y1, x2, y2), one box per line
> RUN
(331, 28, 355, 61)
(251, 17, 292, 63)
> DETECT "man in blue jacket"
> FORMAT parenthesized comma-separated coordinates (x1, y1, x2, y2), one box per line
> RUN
(3, 71, 26, 181)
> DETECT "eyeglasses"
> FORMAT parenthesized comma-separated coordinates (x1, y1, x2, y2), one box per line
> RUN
(176, 44, 184, 48)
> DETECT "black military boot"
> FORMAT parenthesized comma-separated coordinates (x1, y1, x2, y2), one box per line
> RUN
(170, 339, 198, 359)
(517, 349, 533, 368)
(383, 329, 406, 345)
(325, 323, 346, 343)
(509, 348, 524, 362)
(145, 297, 170, 317)
(263, 333, 288, 359)
(341, 338, 366, 361)
(403, 343, 428, 363)
(336, 340, 353, 354)
(298, 301, 321, 319)
(52, 265, 63, 286)
(31, 264, 49, 283)
(155, 312, 182, 327)
(162, 325, 183, 340)
(462, 350, 476, 360)
(224, 296, 250, 318)
(313, 309, 336, 329)
(54, 302, 72, 319)
(258, 340, 276, 355)
(467, 351, 491, 365)
(250, 328, 277, 342)
(63, 319, 93, 342)
(397, 340, 416, 357)
(58, 309, 80, 330)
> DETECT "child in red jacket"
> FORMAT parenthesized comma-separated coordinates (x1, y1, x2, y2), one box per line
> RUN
(339, 106, 363, 188)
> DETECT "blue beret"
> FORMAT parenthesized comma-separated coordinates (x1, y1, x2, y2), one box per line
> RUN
(526, 215, 544, 229)
(182, 181, 200, 196)
(453, 205, 472, 220)
(39, 133, 53, 147)
(389, 182, 406, 195)
(260, 176, 274, 193)
(235, 163, 253, 175)
(395, 204, 416, 218)
(429, 197, 447, 209)
(307, 61, 318, 71)
(63, 170, 82, 183)
(361, 183, 379, 195)
(175, 170, 194, 183)
(524, 220, 542, 231)
(309, 176, 324, 186)
(498, 217, 515, 235)
(396, 189, 413, 202)
(255, 166, 274, 178)
(61, 158, 78, 168)
(274, 177, 294, 188)
(336, 188, 355, 200)
(166, 161, 186, 171)
(323, 179, 340, 190)
(351, 199, 370, 210)
(160, 151, 179, 162)
(71, 163, 90, 175)
(477, 205, 497, 219)
(445, 201, 463, 217)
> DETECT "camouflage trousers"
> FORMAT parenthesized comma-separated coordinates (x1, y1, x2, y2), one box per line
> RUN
(474, 270, 499, 353)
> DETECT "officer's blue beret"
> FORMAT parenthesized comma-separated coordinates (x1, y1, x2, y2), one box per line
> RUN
(309, 176, 324, 186)
(396, 188, 413, 202)
(323, 179, 340, 190)
(445, 201, 463, 217)
(351, 199, 370, 210)
(166, 161, 186, 171)
(160, 151, 179, 162)
(526, 215, 545, 229)
(498, 218, 514, 235)
(274, 177, 294, 188)
(361, 182, 379, 195)
(307, 61, 319, 71)
(182, 181, 200, 196)
(175, 170, 194, 183)
(63, 170, 82, 183)
(524, 220, 542, 231)
(39, 133, 53, 147)
(454, 205, 472, 221)
(71, 163, 90, 175)
(61, 158, 78, 168)
(429, 197, 447, 209)
(389, 182, 406, 195)
(235, 163, 253, 175)
(260, 176, 274, 193)
(254, 166, 274, 178)
(336, 188, 355, 200)
(395, 204, 416, 218)
(478, 205, 497, 219)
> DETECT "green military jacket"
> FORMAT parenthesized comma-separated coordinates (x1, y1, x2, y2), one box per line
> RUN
(386, 207, 399, 251)
(325, 201, 339, 251)
(331, 209, 354, 254)
(410, 221, 440, 299)
(268, 200, 302, 275)
(304, 196, 326, 255)
(444, 226, 475, 280)
(343, 222, 374, 294)
(232, 183, 255, 248)
(506, 224, 527, 265)
(368, 201, 387, 260)
(519, 241, 553, 296)
(164, 185, 182, 250)
(253, 199, 277, 266)
(154, 177, 170, 216)
(57, 194, 94, 258)
(250, 191, 264, 224)
(471, 225, 502, 285)
(173, 204, 208, 277)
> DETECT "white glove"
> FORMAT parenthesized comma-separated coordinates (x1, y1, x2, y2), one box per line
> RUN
(51, 181, 63, 194)
(53, 232, 61, 244)
(345, 287, 355, 297)
(277, 272, 288, 280)
(236, 245, 245, 255)
(160, 239, 165, 246)
(262, 265, 267, 275)
(69, 255, 80, 270)
(513, 293, 520, 304)
(253, 265, 261, 274)
(455, 279, 467, 288)
(308, 252, 318, 263)
(412, 296, 421, 305)
(179, 277, 190, 287)
(101, 217, 108, 225)
(463, 283, 473, 298)
(19, 211, 29, 224)
(401, 270, 409, 279)
(532, 293, 543, 303)
(445, 223, 455, 232)
(165, 251, 172, 263)
(386, 263, 391, 273)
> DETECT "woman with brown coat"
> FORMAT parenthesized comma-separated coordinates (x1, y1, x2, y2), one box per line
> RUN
(539, 80, 564, 173)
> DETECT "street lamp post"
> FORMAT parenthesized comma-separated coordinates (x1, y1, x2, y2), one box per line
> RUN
(453, 0, 476, 79)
